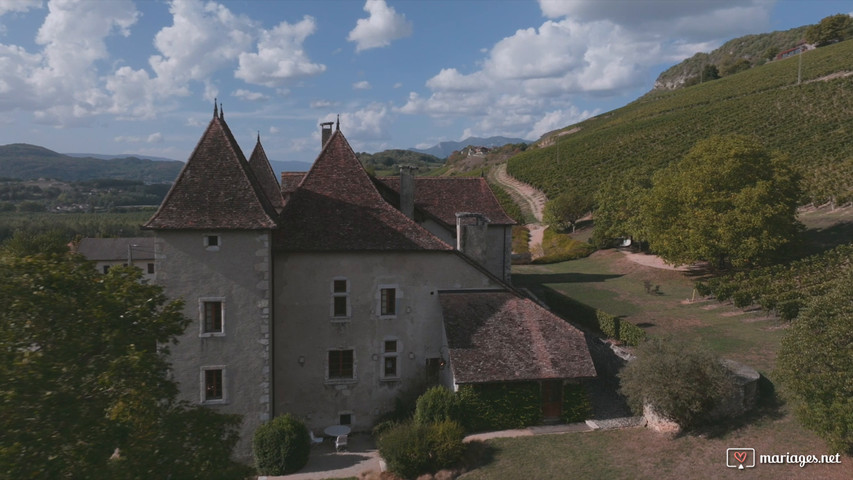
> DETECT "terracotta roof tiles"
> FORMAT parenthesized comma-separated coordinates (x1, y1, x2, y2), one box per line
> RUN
(248, 138, 284, 211)
(440, 290, 596, 384)
(275, 131, 451, 251)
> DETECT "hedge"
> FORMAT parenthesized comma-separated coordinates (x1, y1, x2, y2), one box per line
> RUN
(561, 383, 592, 423)
(377, 420, 465, 478)
(252, 414, 310, 476)
(457, 382, 542, 432)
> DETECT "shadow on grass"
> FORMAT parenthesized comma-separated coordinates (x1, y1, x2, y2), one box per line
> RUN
(682, 374, 786, 440)
(460, 440, 498, 472)
(799, 221, 853, 257)
(514, 272, 623, 286)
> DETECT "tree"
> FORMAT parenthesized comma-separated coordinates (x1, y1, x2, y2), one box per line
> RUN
(544, 191, 593, 232)
(777, 272, 853, 454)
(592, 169, 652, 248)
(639, 135, 801, 269)
(619, 336, 735, 429)
(0, 249, 252, 479)
(806, 14, 853, 46)
(701, 64, 720, 81)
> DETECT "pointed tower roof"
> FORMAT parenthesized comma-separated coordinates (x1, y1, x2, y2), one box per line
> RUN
(275, 130, 451, 251)
(248, 135, 284, 211)
(144, 114, 278, 230)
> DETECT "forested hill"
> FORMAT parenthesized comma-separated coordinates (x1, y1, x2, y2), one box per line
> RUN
(506, 37, 853, 206)
(0, 144, 183, 183)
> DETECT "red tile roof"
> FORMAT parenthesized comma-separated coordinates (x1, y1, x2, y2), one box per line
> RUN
(75, 237, 155, 261)
(440, 291, 596, 384)
(280, 172, 306, 195)
(275, 130, 452, 251)
(248, 138, 284, 211)
(377, 177, 515, 227)
(144, 115, 278, 230)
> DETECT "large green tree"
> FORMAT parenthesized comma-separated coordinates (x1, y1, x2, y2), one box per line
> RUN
(777, 272, 853, 454)
(0, 247, 252, 479)
(543, 191, 593, 232)
(591, 169, 652, 248)
(640, 135, 801, 269)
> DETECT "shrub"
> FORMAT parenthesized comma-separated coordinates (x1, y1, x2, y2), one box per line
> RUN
(252, 414, 310, 476)
(561, 383, 592, 423)
(377, 420, 464, 478)
(619, 336, 736, 429)
(414, 386, 459, 425)
(457, 382, 541, 432)
(595, 310, 647, 346)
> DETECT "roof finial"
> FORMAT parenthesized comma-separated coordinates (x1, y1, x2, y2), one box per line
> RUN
(213, 98, 218, 118)
(336, 114, 340, 131)
(219, 102, 224, 120)
(257, 131, 261, 143)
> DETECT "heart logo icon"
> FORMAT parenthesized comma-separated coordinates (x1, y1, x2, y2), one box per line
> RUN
(734, 451, 748, 464)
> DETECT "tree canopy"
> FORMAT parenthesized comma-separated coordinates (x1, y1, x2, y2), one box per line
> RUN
(777, 272, 853, 454)
(543, 191, 593, 232)
(0, 246, 251, 479)
(806, 14, 853, 46)
(639, 135, 801, 269)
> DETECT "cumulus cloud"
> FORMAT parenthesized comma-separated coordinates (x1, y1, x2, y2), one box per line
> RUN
(235, 15, 325, 87)
(347, 0, 412, 52)
(353, 80, 371, 90)
(147, 132, 163, 143)
(321, 103, 390, 145)
(310, 99, 335, 109)
(0, 0, 42, 16)
(399, 0, 772, 140)
(233, 89, 269, 101)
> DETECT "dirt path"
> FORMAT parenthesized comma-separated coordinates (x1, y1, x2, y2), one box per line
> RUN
(491, 164, 548, 256)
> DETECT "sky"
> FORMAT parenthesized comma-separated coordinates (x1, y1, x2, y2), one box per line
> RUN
(0, 0, 851, 165)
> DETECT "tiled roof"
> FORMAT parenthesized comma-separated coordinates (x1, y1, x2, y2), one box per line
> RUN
(280, 172, 306, 195)
(377, 177, 516, 227)
(440, 290, 596, 384)
(248, 138, 284, 211)
(75, 237, 155, 261)
(144, 115, 278, 230)
(275, 130, 451, 251)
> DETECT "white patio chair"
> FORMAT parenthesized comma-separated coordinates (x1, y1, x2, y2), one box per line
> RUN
(308, 430, 323, 446)
(335, 434, 348, 452)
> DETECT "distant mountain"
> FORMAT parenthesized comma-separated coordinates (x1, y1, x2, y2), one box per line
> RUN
(409, 136, 529, 159)
(66, 152, 179, 163)
(0, 143, 183, 183)
(270, 159, 313, 176)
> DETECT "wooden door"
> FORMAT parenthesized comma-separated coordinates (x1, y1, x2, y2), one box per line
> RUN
(542, 380, 562, 419)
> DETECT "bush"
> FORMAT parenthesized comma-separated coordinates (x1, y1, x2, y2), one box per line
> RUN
(252, 414, 311, 476)
(595, 310, 647, 346)
(561, 383, 592, 423)
(378, 420, 465, 479)
(619, 336, 736, 429)
(457, 382, 541, 432)
(414, 386, 459, 425)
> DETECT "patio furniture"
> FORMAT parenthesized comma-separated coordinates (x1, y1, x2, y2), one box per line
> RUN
(335, 434, 348, 452)
(308, 430, 323, 445)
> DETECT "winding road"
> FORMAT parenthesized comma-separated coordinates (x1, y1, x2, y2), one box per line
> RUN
(490, 163, 549, 257)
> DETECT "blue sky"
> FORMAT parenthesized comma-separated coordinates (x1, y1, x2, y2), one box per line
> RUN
(0, 0, 850, 165)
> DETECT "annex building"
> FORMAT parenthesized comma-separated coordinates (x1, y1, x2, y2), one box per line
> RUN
(142, 106, 596, 458)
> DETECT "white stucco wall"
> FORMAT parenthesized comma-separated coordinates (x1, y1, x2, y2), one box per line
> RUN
(154, 230, 272, 461)
(418, 220, 512, 283)
(273, 250, 501, 433)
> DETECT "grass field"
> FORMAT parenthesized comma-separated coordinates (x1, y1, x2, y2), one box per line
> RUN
(461, 226, 850, 478)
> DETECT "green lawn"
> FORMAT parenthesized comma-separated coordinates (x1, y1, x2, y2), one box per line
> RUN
(458, 247, 849, 479)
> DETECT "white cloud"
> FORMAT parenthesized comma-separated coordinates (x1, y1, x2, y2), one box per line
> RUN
(353, 80, 371, 90)
(0, 0, 42, 16)
(347, 0, 412, 52)
(269, 126, 279, 134)
(235, 15, 325, 87)
(321, 103, 390, 143)
(233, 89, 269, 101)
(310, 99, 335, 109)
(147, 132, 163, 143)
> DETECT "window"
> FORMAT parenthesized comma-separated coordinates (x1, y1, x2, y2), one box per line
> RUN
(199, 298, 225, 336)
(204, 234, 220, 251)
(102, 265, 110, 274)
(147, 263, 155, 274)
(331, 278, 350, 318)
(200, 366, 225, 403)
(380, 287, 396, 316)
(327, 349, 355, 381)
(382, 339, 399, 379)
(339, 413, 352, 425)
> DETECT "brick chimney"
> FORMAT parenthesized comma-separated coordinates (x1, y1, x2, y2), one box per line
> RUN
(321, 121, 334, 148)
(399, 165, 416, 219)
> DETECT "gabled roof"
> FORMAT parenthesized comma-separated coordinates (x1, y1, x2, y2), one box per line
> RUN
(377, 177, 516, 227)
(275, 130, 451, 251)
(280, 172, 306, 195)
(75, 237, 155, 261)
(248, 137, 284, 211)
(440, 290, 596, 384)
(144, 113, 278, 230)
